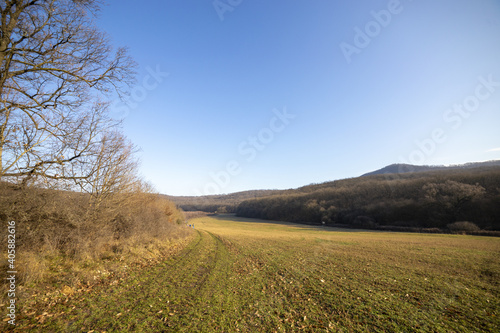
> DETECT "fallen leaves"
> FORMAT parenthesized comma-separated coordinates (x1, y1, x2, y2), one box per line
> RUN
(34, 311, 54, 324)
(61, 285, 75, 296)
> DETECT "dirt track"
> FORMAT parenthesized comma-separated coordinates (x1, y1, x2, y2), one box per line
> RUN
(12, 216, 500, 332)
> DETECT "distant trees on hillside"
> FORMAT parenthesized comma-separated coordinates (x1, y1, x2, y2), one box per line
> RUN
(423, 180, 486, 227)
(236, 168, 500, 232)
(168, 190, 284, 213)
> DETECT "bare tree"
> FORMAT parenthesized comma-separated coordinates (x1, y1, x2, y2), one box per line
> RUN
(423, 180, 486, 224)
(0, 0, 135, 186)
(78, 130, 141, 210)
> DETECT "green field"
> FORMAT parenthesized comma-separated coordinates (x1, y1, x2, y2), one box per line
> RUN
(14, 215, 500, 332)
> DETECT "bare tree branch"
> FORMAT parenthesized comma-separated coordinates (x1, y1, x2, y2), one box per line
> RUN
(0, 0, 136, 187)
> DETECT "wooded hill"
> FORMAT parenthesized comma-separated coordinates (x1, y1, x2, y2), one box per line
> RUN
(165, 189, 283, 213)
(236, 165, 500, 232)
(171, 161, 500, 232)
(361, 160, 500, 177)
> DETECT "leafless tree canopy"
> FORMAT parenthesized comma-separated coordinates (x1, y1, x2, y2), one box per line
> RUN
(0, 1, 189, 294)
(78, 130, 142, 209)
(0, 0, 136, 187)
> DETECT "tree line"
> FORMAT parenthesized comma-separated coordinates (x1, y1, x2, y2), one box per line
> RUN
(236, 167, 500, 233)
(167, 189, 283, 214)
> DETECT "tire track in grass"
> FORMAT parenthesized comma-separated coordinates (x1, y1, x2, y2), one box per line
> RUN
(76, 230, 208, 329)
(18, 230, 234, 332)
(52, 230, 207, 330)
(164, 230, 242, 332)
(124, 230, 232, 331)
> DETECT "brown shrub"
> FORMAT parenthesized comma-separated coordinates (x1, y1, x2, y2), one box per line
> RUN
(447, 221, 481, 233)
(0, 181, 188, 288)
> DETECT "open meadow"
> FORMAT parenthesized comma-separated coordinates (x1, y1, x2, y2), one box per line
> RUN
(4, 2, 500, 332)
(12, 215, 500, 332)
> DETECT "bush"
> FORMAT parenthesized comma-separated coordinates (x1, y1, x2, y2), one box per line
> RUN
(447, 221, 481, 233)
(353, 215, 378, 229)
(0, 181, 188, 287)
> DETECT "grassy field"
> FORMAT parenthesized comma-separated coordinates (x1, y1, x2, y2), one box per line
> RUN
(9, 215, 500, 332)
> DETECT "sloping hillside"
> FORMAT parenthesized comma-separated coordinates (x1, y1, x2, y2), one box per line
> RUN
(236, 165, 500, 232)
(166, 189, 284, 213)
(361, 160, 500, 177)
(169, 161, 500, 226)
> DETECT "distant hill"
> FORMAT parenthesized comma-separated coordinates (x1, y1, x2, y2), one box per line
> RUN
(168, 160, 500, 216)
(361, 160, 500, 177)
(166, 189, 283, 213)
(236, 164, 500, 232)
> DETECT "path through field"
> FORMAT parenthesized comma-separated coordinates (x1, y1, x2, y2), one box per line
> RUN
(15, 215, 500, 332)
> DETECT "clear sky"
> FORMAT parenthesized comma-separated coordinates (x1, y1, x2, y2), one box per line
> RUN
(96, 0, 500, 196)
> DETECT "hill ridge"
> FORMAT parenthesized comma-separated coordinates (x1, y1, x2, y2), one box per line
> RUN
(361, 160, 500, 177)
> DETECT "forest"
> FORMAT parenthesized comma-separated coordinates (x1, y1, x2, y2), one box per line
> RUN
(235, 166, 500, 233)
(166, 189, 283, 213)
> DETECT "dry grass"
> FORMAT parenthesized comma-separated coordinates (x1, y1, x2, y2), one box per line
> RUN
(0, 181, 192, 312)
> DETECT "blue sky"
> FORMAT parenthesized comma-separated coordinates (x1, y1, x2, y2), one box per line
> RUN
(97, 0, 500, 196)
